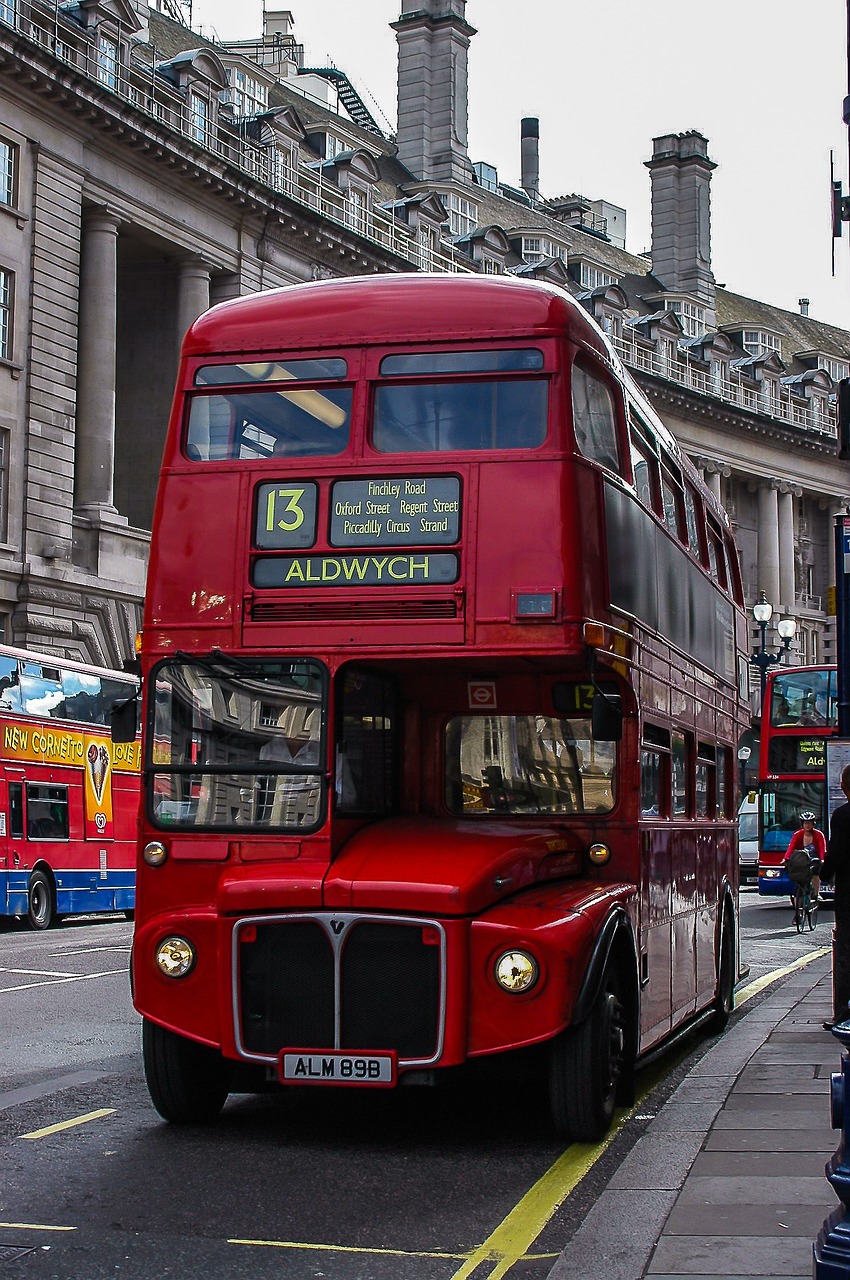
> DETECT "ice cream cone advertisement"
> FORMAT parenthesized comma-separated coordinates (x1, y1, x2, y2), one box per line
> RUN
(84, 735, 114, 838)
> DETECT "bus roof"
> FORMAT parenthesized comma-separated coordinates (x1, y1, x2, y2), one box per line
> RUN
(184, 274, 610, 360)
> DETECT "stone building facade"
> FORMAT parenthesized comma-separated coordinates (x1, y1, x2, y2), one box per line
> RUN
(0, 0, 847, 678)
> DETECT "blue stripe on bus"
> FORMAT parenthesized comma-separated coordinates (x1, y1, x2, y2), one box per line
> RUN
(0, 869, 134, 917)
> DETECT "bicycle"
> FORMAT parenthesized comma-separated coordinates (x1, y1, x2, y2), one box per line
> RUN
(792, 873, 818, 933)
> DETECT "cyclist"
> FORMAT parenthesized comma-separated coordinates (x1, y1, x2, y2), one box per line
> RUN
(784, 810, 826, 903)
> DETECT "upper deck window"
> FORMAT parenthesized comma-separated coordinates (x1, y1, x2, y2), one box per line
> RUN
(194, 359, 348, 385)
(770, 668, 835, 728)
(379, 350, 543, 376)
(372, 378, 547, 453)
(572, 363, 621, 473)
(186, 386, 352, 460)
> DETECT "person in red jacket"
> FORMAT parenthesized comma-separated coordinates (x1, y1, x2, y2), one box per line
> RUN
(784, 810, 826, 902)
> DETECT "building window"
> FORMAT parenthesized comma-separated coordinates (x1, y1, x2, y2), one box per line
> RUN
(0, 0, 15, 26)
(190, 93, 209, 145)
(271, 145, 292, 192)
(0, 430, 8, 542)
(482, 257, 502, 274)
(742, 329, 780, 357)
(417, 223, 437, 270)
(448, 194, 478, 238)
(96, 33, 118, 89)
(522, 236, 566, 265)
(0, 268, 12, 360)
(0, 138, 16, 207)
(578, 262, 617, 290)
(227, 67, 268, 117)
(819, 356, 850, 382)
(345, 186, 368, 232)
(666, 299, 705, 339)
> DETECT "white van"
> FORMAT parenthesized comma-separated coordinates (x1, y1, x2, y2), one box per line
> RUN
(738, 794, 759, 885)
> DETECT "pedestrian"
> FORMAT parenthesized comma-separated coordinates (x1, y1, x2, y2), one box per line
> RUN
(783, 810, 825, 902)
(820, 764, 850, 1030)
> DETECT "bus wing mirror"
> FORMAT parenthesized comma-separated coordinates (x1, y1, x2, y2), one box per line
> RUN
(592, 689, 622, 742)
(110, 696, 139, 744)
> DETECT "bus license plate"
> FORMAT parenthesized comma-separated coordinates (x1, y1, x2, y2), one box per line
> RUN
(279, 1049, 396, 1087)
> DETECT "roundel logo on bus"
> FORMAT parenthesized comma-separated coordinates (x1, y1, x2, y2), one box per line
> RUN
(468, 681, 496, 709)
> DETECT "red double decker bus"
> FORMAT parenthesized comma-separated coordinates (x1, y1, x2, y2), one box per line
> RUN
(0, 643, 140, 928)
(129, 275, 748, 1140)
(757, 664, 837, 898)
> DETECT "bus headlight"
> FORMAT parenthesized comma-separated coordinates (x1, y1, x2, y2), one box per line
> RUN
(588, 842, 611, 866)
(155, 936, 196, 978)
(494, 950, 539, 993)
(143, 840, 168, 867)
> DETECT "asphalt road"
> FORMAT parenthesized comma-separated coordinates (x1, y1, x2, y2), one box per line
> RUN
(0, 894, 830, 1279)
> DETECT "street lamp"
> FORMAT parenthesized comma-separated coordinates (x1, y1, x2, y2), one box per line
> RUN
(737, 743, 751, 797)
(750, 591, 797, 710)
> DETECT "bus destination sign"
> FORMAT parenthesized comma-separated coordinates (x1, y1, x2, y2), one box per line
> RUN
(253, 552, 459, 589)
(330, 477, 460, 547)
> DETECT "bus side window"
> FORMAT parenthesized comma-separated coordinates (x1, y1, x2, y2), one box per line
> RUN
(696, 743, 716, 818)
(672, 732, 688, 816)
(640, 749, 662, 816)
(572, 362, 622, 473)
(717, 748, 730, 817)
(660, 460, 685, 543)
(27, 784, 69, 839)
(9, 781, 23, 838)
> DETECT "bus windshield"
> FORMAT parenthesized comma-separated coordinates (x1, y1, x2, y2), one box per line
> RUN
(149, 657, 325, 831)
(760, 780, 826, 854)
(445, 714, 616, 815)
(769, 668, 836, 728)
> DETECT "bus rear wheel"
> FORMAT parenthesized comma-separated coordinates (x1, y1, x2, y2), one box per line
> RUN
(142, 1018, 232, 1123)
(27, 871, 54, 931)
(549, 968, 626, 1142)
(709, 914, 735, 1032)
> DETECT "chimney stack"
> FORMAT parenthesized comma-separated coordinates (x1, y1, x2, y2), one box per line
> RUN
(799, 297, 810, 316)
(645, 131, 716, 324)
(520, 117, 540, 205)
(392, 0, 476, 184)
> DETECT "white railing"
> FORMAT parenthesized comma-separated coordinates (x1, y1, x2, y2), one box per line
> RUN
(4, 0, 473, 274)
(611, 332, 838, 437)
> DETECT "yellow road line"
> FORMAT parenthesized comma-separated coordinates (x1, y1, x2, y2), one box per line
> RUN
(229, 1239, 470, 1259)
(20, 1108, 115, 1140)
(0, 1223, 76, 1232)
(736, 946, 831, 1006)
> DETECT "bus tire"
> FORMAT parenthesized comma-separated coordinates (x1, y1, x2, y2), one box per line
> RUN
(709, 912, 735, 1032)
(142, 1018, 232, 1123)
(549, 967, 625, 1142)
(27, 871, 54, 931)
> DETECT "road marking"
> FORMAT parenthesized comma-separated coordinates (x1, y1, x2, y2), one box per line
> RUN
(20, 1108, 115, 1140)
(736, 945, 830, 1005)
(50, 947, 131, 956)
(0, 968, 126, 994)
(0, 967, 76, 978)
(230, 1240, 472, 1260)
(0, 1223, 76, 1233)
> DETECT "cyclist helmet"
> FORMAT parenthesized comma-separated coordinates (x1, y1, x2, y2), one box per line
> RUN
(800, 810, 816, 822)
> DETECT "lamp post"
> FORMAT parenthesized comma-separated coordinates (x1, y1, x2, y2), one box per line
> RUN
(750, 592, 797, 711)
(737, 744, 751, 798)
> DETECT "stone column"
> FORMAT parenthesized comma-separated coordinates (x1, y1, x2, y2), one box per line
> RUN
(176, 257, 211, 352)
(778, 487, 796, 610)
(757, 481, 781, 609)
(705, 471, 721, 504)
(75, 208, 121, 512)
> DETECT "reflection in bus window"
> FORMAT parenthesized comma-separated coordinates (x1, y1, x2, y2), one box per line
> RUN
(335, 669, 396, 815)
(0, 654, 20, 711)
(770, 668, 836, 727)
(640, 749, 662, 816)
(672, 733, 687, 815)
(373, 380, 547, 453)
(445, 714, 616, 816)
(572, 364, 620, 472)
(185, 388, 352, 460)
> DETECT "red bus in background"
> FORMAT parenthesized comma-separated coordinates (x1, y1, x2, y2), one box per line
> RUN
(757, 664, 837, 898)
(128, 274, 749, 1141)
(0, 644, 140, 928)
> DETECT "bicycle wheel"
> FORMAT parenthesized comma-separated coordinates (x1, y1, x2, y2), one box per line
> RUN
(794, 887, 805, 933)
(807, 896, 818, 931)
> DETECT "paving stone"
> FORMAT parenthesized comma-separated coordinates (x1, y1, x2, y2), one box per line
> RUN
(607, 1132, 705, 1191)
(705, 1129, 834, 1152)
(647, 1233, 816, 1275)
(675, 1174, 829, 1205)
(545, 1188, 678, 1280)
(690, 1150, 830, 1178)
(663, 1201, 829, 1236)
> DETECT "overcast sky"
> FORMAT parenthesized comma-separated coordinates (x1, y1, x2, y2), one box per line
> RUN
(187, 0, 850, 331)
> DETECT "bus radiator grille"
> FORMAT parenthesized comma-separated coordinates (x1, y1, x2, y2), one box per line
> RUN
(238, 918, 442, 1061)
(250, 599, 457, 622)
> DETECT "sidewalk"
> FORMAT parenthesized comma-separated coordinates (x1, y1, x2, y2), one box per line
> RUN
(548, 949, 842, 1280)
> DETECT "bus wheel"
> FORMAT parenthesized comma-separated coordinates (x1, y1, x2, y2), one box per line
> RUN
(27, 871, 54, 931)
(709, 914, 735, 1032)
(142, 1018, 232, 1123)
(549, 968, 626, 1142)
